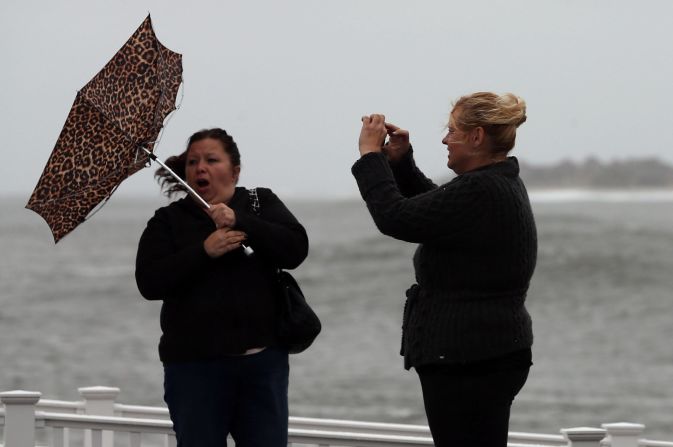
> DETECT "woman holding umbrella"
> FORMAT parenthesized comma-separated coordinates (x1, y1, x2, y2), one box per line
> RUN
(351, 92, 537, 447)
(135, 128, 308, 447)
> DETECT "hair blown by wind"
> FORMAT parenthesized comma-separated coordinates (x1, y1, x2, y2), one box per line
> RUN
(451, 92, 527, 153)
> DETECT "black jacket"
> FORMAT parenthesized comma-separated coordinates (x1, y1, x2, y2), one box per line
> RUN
(135, 187, 308, 362)
(352, 151, 536, 369)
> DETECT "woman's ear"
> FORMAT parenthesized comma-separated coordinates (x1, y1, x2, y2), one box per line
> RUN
(233, 165, 241, 184)
(471, 127, 485, 147)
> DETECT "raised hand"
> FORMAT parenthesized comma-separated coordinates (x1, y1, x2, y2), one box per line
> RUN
(383, 122, 411, 164)
(359, 114, 388, 156)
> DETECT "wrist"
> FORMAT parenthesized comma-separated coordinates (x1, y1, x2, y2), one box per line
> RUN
(359, 145, 381, 156)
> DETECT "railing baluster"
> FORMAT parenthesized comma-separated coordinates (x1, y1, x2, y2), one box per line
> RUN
(167, 432, 178, 447)
(130, 431, 142, 447)
(91, 428, 103, 447)
(52, 426, 65, 447)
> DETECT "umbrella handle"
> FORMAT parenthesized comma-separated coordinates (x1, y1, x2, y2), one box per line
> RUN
(141, 147, 254, 256)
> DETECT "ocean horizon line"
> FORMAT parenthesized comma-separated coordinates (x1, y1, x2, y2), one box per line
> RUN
(6, 187, 673, 204)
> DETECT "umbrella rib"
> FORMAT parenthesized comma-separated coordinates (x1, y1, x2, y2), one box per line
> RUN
(151, 81, 183, 150)
(83, 182, 120, 222)
(150, 45, 183, 152)
(32, 159, 145, 207)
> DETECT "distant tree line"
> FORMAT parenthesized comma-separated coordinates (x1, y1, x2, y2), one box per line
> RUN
(518, 157, 673, 189)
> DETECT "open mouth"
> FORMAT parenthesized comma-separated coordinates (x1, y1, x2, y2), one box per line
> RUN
(196, 179, 210, 187)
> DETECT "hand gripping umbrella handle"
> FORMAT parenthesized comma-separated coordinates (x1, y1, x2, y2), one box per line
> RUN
(141, 148, 254, 256)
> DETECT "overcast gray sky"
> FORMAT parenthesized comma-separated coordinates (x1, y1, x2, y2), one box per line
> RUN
(2, 0, 673, 199)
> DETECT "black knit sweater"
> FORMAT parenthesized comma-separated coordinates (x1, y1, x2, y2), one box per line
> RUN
(352, 151, 536, 370)
(135, 187, 308, 362)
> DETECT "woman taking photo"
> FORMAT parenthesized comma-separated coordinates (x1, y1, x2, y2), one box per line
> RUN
(136, 128, 308, 447)
(351, 92, 537, 447)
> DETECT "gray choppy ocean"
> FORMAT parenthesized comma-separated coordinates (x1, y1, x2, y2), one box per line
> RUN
(1, 193, 672, 439)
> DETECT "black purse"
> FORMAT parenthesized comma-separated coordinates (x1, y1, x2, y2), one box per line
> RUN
(275, 269, 321, 353)
(247, 189, 321, 354)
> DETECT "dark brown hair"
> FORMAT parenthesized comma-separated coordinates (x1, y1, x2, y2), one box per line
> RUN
(155, 128, 241, 198)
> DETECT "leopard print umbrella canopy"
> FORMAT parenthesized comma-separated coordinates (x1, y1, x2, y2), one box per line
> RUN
(26, 15, 183, 242)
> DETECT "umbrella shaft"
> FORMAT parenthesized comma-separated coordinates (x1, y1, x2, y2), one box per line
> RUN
(141, 147, 210, 209)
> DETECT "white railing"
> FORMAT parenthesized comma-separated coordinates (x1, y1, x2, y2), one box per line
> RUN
(1, 387, 672, 447)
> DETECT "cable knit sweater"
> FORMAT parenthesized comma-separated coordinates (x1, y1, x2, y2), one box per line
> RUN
(352, 150, 536, 370)
(135, 187, 308, 362)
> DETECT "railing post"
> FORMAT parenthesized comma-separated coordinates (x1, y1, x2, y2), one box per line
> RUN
(561, 427, 606, 447)
(79, 386, 120, 415)
(602, 422, 645, 447)
(79, 386, 120, 447)
(0, 390, 41, 447)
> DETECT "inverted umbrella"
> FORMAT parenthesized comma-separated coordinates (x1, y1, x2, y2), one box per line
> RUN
(26, 14, 183, 242)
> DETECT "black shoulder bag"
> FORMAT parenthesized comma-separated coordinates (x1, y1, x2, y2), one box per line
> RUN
(247, 188, 321, 354)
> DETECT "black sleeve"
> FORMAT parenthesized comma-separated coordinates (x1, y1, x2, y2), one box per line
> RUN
(135, 209, 212, 301)
(351, 152, 484, 244)
(389, 146, 438, 197)
(232, 188, 309, 269)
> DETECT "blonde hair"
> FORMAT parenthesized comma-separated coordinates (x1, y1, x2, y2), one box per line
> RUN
(451, 92, 527, 153)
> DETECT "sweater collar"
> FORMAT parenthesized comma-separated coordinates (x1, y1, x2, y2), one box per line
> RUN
(466, 156, 520, 177)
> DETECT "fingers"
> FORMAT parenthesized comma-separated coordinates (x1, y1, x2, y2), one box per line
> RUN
(384, 122, 399, 133)
(207, 203, 236, 228)
(385, 123, 410, 139)
(207, 203, 229, 216)
(365, 118, 405, 136)
(359, 114, 388, 156)
(360, 115, 388, 140)
(203, 228, 248, 258)
(215, 228, 246, 245)
(361, 114, 386, 126)
(380, 121, 411, 164)
(219, 228, 246, 240)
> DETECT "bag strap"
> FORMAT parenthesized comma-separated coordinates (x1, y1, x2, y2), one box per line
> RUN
(248, 188, 260, 216)
(248, 188, 285, 275)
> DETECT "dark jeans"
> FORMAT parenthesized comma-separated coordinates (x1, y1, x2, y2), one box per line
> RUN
(417, 365, 530, 447)
(163, 347, 289, 447)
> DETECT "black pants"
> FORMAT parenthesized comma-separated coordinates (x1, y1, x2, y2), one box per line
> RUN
(417, 365, 530, 447)
(163, 347, 289, 447)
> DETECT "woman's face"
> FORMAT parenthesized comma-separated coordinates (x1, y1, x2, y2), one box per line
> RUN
(442, 111, 474, 174)
(441, 109, 487, 175)
(185, 137, 240, 205)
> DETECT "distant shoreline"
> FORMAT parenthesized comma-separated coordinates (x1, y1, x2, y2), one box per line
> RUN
(527, 188, 673, 203)
(519, 157, 673, 190)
